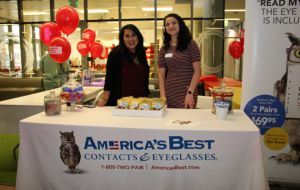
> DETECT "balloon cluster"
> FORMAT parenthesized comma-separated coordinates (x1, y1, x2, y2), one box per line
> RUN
(76, 29, 104, 59)
(228, 29, 245, 59)
(40, 6, 79, 63)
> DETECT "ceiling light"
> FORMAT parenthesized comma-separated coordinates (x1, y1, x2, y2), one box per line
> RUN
(78, 9, 109, 13)
(204, 27, 224, 30)
(23, 11, 49, 16)
(122, 7, 137, 9)
(225, 9, 245, 12)
(141, 7, 173, 12)
(214, 18, 240, 21)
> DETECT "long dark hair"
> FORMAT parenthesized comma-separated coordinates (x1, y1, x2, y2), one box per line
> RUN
(118, 24, 147, 65)
(162, 13, 192, 51)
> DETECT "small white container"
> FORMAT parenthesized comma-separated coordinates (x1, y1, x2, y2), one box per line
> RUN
(215, 106, 228, 120)
(214, 101, 230, 120)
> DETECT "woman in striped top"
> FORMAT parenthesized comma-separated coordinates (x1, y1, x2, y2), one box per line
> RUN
(158, 13, 201, 109)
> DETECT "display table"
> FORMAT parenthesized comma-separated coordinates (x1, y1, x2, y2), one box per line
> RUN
(16, 107, 269, 190)
(0, 86, 102, 134)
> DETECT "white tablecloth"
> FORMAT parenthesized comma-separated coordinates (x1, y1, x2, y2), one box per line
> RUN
(16, 107, 269, 190)
(0, 86, 102, 134)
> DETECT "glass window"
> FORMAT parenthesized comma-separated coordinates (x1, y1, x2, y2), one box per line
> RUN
(32, 24, 47, 66)
(122, 0, 154, 19)
(68, 28, 82, 62)
(89, 22, 119, 47)
(18, 24, 44, 75)
(23, 1, 50, 22)
(1, 0, 226, 79)
(33, 26, 42, 67)
(193, 0, 224, 18)
(0, 25, 21, 75)
(157, 0, 191, 19)
(0, 34, 10, 70)
(156, 20, 164, 46)
(55, 0, 84, 20)
(0, 25, 8, 33)
(0, 1, 18, 22)
(12, 25, 20, 35)
(88, 0, 118, 20)
(194, 19, 224, 77)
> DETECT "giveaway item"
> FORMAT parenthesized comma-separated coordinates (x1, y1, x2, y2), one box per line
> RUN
(44, 91, 61, 115)
(214, 100, 230, 120)
(112, 97, 166, 117)
(61, 74, 84, 111)
(211, 81, 233, 114)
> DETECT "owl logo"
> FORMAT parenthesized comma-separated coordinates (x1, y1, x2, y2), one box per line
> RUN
(271, 33, 300, 164)
(59, 131, 81, 173)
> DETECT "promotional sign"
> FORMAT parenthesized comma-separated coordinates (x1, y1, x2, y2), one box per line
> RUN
(17, 125, 267, 190)
(242, 0, 300, 184)
(16, 108, 268, 190)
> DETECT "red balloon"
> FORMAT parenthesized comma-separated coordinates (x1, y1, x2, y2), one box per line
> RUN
(89, 42, 103, 59)
(40, 22, 61, 46)
(56, 6, 79, 35)
(228, 41, 244, 59)
(77, 40, 89, 56)
(48, 37, 71, 63)
(82, 28, 96, 44)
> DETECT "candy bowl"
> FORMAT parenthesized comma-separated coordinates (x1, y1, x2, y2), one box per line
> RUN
(61, 74, 84, 111)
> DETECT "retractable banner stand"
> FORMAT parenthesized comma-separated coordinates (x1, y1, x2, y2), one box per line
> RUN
(242, 0, 300, 185)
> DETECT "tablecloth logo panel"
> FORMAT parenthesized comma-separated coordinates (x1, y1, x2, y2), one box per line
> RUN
(83, 136, 215, 150)
(81, 136, 217, 163)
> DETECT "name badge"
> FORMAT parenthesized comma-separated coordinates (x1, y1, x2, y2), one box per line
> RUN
(165, 53, 173, 58)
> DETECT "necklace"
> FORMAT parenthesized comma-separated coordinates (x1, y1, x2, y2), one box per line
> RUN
(130, 53, 139, 65)
(133, 57, 139, 65)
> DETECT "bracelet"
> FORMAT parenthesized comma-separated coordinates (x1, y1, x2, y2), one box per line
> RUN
(186, 86, 193, 95)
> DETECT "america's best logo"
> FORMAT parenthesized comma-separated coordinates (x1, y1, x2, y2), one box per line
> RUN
(84, 136, 215, 150)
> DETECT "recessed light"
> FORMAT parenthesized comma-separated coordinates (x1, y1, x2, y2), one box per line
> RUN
(141, 7, 173, 12)
(214, 18, 240, 21)
(225, 9, 245, 12)
(23, 11, 49, 16)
